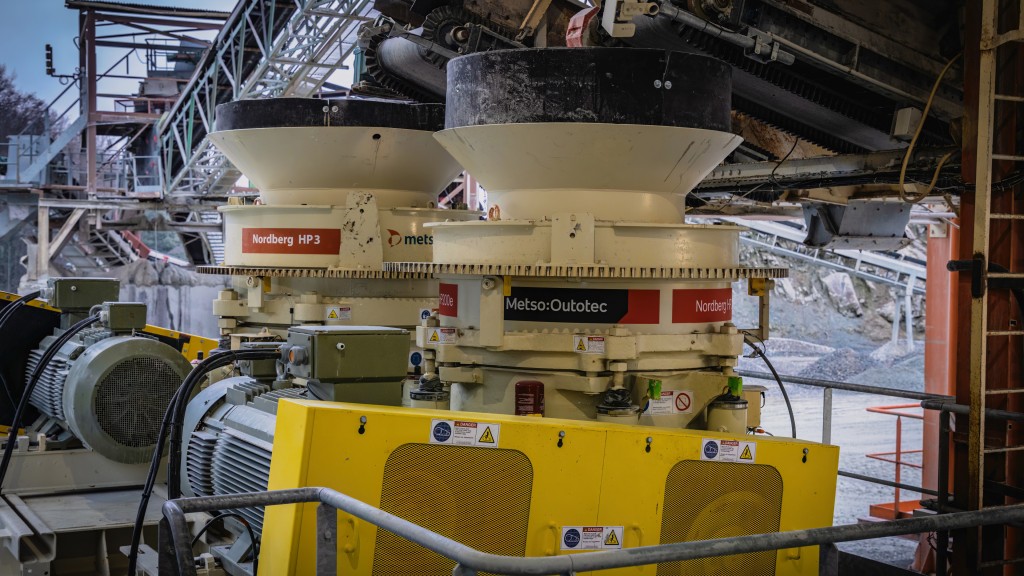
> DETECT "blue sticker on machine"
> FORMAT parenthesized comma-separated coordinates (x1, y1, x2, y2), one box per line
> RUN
(410, 352, 422, 366)
(563, 529, 581, 549)
(432, 421, 452, 443)
(702, 439, 719, 459)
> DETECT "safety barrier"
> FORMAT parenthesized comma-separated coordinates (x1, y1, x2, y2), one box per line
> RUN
(160, 487, 1024, 576)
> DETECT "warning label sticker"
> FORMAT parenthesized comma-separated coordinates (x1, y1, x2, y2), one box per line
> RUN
(700, 438, 757, 464)
(429, 419, 500, 448)
(560, 526, 624, 551)
(426, 327, 457, 345)
(241, 228, 341, 255)
(325, 306, 352, 321)
(572, 335, 606, 354)
(504, 287, 660, 324)
(646, 390, 694, 415)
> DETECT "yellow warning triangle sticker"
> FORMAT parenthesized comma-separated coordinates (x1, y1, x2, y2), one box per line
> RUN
(478, 426, 495, 444)
(576, 339, 587, 351)
(328, 310, 338, 319)
(604, 530, 619, 546)
(740, 445, 753, 460)
(429, 330, 439, 342)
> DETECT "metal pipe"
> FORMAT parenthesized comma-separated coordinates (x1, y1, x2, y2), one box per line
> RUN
(739, 370, 1024, 420)
(162, 488, 1024, 576)
(921, 398, 1024, 422)
(895, 415, 904, 507)
(822, 388, 833, 444)
(375, 34, 446, 98)
(838, 469, 939, 497)
(653, 5, 796, 66)
(736, 369, 952, 401)
(936, 411, 950, 575)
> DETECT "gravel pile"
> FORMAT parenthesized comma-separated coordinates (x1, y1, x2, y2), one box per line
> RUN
(761, 337, 835, 356)
(797, 348, 875, 381)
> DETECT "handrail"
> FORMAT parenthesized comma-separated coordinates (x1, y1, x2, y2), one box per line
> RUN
(737, 369, 952, 401)
(161, 487, 1024, 576)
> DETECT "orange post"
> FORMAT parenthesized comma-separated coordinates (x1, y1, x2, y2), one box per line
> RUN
(923, 222, 958, 496)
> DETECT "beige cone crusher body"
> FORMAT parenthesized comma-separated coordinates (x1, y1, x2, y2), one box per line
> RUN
(201, 98, 480, 383)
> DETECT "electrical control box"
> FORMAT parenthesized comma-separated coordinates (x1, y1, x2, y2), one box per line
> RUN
(283, 326, 410, 405)
(99, 302, 147, 332)
(46, 278, 119, 311)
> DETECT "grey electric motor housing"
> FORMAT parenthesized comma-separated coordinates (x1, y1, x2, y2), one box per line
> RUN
(28, 330, 191, 464)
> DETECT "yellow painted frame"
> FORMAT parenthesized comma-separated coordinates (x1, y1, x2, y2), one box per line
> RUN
(263, 401, 838, 575)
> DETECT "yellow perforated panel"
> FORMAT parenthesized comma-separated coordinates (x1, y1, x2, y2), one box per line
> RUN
(658, 461, 783, 576)
(372, 444, 533, 575)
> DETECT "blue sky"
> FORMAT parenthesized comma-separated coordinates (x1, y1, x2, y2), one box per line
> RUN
(0, 0, 237, 104)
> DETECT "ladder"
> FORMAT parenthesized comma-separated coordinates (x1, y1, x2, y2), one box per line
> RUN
(963, 0, 1024, 571)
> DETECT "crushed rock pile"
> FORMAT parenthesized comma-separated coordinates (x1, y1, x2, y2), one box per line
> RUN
(797, 348, 875, 382)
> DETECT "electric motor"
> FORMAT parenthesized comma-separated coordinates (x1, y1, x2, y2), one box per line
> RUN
(27, 328, 191, 464)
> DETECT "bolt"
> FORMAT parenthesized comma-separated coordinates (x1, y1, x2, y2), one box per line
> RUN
(331, 106, 339, 113)
(322, 105, 329, 113)
(482, 278, 495, 290)
(653, 79, 662, 88)
(664, 80, 672, 89)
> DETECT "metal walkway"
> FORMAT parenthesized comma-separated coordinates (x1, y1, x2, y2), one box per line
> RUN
(157, 0, 373, 192)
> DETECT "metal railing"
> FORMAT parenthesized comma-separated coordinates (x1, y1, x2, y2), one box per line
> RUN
(159, 0, 374, 199)
(736, 368, 1024, 575)
(160, 487, 1024, 576)
(864, 403, 924, 520)
(153, 368, 1024, 575)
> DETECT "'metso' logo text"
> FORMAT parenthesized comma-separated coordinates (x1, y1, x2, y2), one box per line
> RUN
(386, 229, 433, 247)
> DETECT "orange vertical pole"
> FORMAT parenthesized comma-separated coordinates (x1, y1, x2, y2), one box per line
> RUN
(914, 221, 958, 571)
(923, 221, 959, 494)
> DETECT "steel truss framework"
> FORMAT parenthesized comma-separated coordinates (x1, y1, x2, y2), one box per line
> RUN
(157, 0, 374, 264)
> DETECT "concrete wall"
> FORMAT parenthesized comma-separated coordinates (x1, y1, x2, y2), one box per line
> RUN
(121, 283, 224, 339)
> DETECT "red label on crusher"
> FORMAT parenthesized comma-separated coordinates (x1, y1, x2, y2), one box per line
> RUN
(241, 228, 341, 254)
(671, 288, 733, 323)
(439, 283, 458, 317)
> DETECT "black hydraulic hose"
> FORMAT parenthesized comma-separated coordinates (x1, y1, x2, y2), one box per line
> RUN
(127, 348, 282, 576)
(0, 374, 14, 411)
(744, 336, 797, 439)
(0, 291, 40, 330)
(0, 314, 100, 493)
(0, 292, 42, 411)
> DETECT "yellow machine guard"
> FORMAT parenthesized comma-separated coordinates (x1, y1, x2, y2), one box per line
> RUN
(262, 400, 838, 575)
